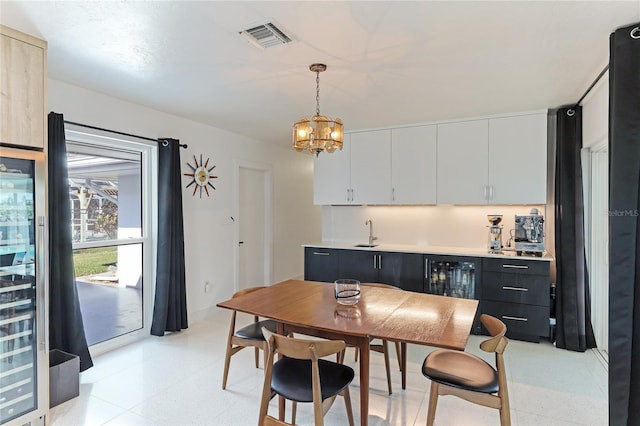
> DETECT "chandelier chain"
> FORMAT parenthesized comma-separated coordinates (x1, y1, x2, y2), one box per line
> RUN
(315, 71, 321, 116)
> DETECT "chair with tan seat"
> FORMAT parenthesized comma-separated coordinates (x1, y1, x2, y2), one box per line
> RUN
(421, 314, 510, 426)
(222, 286, 277, 390)
(258, 329, 355, 426)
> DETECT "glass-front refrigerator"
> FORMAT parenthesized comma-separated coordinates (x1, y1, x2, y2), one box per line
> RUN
(424, 254, 482, 334)
(0, 146, 47, 426)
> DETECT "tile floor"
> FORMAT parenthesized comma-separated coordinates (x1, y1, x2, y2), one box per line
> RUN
(49, 310, 608, 426)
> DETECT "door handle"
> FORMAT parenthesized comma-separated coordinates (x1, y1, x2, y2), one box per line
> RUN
(239, 241, 244, 246)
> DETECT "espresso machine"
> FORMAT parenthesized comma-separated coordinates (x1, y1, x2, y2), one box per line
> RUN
(487, 215, 503, 254)
(515, 208, 545, 256)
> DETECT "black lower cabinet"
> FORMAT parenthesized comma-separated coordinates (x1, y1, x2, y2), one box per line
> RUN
(337, 250, 423, 292)
(304, 247, 339, 282)
(480, 258, 551, 342)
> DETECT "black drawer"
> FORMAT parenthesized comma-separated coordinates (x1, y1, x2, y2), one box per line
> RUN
(483, 272, 549, 306)
(482, 300, 549, 341)
(483, 258, 550, 276)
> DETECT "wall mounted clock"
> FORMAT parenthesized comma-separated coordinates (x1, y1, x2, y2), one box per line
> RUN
(184, 154, 218, 198)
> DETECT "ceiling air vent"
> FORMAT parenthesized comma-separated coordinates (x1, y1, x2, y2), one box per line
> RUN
(239, 22, 292, 49)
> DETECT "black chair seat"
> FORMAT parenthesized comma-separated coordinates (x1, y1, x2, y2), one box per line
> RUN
(422, 349, 499, 394)
(235, 319, 277, 341)
(272, 357, 355, 402)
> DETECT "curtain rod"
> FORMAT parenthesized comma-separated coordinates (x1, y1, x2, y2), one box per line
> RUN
(572, 64, 609, 109)
(63, 120, 188, 148)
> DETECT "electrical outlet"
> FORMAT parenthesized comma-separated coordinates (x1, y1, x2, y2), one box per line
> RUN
(204, 281, 210, 293)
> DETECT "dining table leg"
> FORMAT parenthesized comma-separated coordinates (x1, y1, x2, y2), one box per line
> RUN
(358, 337, 370, 426)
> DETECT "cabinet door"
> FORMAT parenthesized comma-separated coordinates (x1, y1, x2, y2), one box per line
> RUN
(391, 125, 437, 204)
(488, 113, 547, 204)
(378, 252, 424, 293)
(350, 130, 392, 204)
(437, 120, 489, 204)
(0, 30, 46, 149)
(338, 250, 378, 283)
(313, 134, 351, 205)
(304, 248, 340, 282)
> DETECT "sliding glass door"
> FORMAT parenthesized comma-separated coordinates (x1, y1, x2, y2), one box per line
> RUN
(65, 130, 155, 348)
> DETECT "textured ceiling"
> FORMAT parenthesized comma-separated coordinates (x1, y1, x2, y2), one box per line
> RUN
(1, 1, 639, 148)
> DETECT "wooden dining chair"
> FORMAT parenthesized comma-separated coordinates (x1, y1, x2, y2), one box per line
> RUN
(221, 286, 277, 390)
(350, 282, 403, 394)
(262, 415, 293, 426)
(258, 329, 355, 426)
(421, 314, 510, 426)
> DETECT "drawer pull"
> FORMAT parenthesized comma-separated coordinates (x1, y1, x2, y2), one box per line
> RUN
(502, 286, 528, 292)
(502, 264, 529, 269)
(312, 252, 330, 256)
(502, 315, 528, 322)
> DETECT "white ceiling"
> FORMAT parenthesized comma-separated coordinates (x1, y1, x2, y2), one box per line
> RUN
(1, 1, 639, 148)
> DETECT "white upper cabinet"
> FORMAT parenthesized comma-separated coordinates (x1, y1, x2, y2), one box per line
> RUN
(313, 134, 351, 205)
(313, 112, 547, 206)
(488, 113, 547, 204)
(391, 125, 437, 204)
(437, 120, 489, 204)
(350, 130, 392, 204)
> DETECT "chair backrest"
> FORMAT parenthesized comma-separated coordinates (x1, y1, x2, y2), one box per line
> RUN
(479, 314, 508, 354)
(263, 328, 346, 361)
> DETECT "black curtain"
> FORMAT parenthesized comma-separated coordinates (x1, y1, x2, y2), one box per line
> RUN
(48, 112, 93, 371)
(150, 139, 188, 336)
(609, 22, 640, 426)
(554, 107, 596, 352)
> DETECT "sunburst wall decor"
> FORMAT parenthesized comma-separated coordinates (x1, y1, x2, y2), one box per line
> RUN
(184, 154, 218, 198)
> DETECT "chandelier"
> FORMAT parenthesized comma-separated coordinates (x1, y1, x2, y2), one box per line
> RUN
(293, 63, 344, 156)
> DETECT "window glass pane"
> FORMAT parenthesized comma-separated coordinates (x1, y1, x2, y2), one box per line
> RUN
(66, 148, 142, 242)
(73, 244, 143, 345)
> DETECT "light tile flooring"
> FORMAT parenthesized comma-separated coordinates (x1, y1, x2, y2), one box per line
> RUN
(50, 310, 608, 426)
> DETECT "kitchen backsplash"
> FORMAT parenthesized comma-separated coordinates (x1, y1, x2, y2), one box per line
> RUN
(321, 204, 547, 249)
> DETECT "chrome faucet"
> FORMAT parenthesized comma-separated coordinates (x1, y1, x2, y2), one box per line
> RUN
(366, 219, 377, 246)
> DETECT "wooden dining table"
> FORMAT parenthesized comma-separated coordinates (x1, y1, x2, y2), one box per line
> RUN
(216, 279, 478, 426)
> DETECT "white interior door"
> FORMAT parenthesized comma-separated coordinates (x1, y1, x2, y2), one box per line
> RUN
(238, 166, 269, 290)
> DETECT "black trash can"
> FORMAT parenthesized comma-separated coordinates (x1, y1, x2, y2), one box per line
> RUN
(49, 349, 80, 408)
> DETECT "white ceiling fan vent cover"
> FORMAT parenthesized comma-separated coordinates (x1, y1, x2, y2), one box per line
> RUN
(239, 22, 292, 49)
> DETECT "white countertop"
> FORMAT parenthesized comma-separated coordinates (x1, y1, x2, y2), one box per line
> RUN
(303, 242, 553, 261)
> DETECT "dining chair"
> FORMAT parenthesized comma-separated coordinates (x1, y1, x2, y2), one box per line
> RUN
(350, 282, 403, 394)
(258, 328, 355, 426)
(263, 415, 293, 426)
(421, 314, 510, 426)
(222, 286, 277, 390)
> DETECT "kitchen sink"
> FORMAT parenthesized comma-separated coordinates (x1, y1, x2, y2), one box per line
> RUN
(354, 244, 379, 248)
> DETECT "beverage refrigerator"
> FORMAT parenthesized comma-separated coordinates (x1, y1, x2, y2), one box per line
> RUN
(424, 254, 482, 334)
(0, 146, 47, 426)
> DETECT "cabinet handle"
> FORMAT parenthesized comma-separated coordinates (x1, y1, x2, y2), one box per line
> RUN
(373, 255, 377, 269)
(502, 264, 529, 269)
(489, 185, 494, 200)
(502, 315, 528, 322)
(392, 187, 395, 201)
(378, 255, 382, 270)
(502, 286, 528, 292)
(313, 252, 330, 256)
(351, 189, 355, 202)
(483, 186, 488, 200)
(346, 189, 350, 202)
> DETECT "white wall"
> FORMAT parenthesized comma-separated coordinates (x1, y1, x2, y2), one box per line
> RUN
(48, 79, 321, 321)
(582, 73, 609, 149)
(322, 204, 546, 250)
